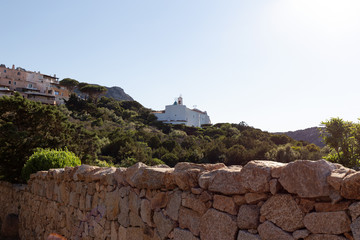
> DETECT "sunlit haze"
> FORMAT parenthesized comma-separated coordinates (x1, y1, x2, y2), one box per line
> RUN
(2, 0, 360, 132)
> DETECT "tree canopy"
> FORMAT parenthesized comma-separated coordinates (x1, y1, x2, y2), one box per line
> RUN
(321, 117, 360, 168)
(79, 84, 107, 102)
(59, 78, 79, 92)
(0, 94, 72, 182)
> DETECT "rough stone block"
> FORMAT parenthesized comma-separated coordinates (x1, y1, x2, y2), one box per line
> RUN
(199, 209, 237, 240)
(237, 204, 260, 229)
(304, 211, 350, 234)
(279, 160, 335, 198)
(213, 194, 238, 215)
(260, 194, 304, 232)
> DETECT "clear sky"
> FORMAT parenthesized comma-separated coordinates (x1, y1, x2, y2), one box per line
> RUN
(2, 0, 360, 132)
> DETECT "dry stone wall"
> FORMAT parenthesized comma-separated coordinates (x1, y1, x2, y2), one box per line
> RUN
(2, 159, 360, 239)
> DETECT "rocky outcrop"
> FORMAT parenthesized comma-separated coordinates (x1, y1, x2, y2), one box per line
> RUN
(2, 160, 360, 240)
(104, 86, 134, 101)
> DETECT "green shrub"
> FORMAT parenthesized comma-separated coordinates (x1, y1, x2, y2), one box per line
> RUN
(93, 159, 114, 167)
(146, 158, 165, 166)
(21, 148, 81, 181)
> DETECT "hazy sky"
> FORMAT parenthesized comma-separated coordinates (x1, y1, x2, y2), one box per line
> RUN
(2, 0, 360, 132)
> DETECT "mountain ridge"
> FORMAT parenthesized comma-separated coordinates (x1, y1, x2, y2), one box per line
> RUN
(279, 126, 325, 147)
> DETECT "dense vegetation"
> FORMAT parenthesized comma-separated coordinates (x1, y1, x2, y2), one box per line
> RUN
(21, 148, 81, 181)
(321, 117, 360, 169)
(0, 93, 327, 183)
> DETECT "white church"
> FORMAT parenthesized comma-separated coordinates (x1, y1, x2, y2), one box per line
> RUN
(153, 96, 211, 128)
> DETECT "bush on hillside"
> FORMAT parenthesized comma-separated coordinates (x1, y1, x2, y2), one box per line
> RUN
(21, 148, 81, 181)
(0, 94, 74, 183)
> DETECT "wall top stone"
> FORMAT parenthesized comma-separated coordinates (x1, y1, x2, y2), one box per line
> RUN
(23, 159, 360, 199)
(2, 159, 360, 240)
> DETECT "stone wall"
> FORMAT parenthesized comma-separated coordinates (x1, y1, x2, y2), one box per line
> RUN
(2, 159, 360, 240)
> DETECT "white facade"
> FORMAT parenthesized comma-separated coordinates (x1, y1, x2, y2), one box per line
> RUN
(153, 97, 211, 127)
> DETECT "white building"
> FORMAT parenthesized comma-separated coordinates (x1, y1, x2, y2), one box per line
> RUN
(153, 96, 211, 127)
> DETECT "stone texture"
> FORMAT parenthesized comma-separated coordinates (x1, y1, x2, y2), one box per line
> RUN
(344, 232, 354, 240)
(182, 192, 208, 215)
(166, 190, 182, 221)
(199, 191, 212, 202)
(174, 169, 200, 191)
(213, 195, 238, 215)
(349, 202, 360, 221)
(305, 234, 347, 240)
(260, 194, 304, 232)
(329, 190, 343, 204)
(118, 195, 130, 227)
(350, 217, 360, 240)
(245, 193, 268, 204)
(269, 179, 282, 195)
(237, 205, 260, 229)
(299, 199, 315, 213)
(153, 211, 175, 240)
(150, 192, 168, 210)
(199, 209, 237, 240)
(4, 161, 360, 240)
(120, 226, 146, 240)
(129, 209, 144, 228)
(270, 162, 287, 178)
(258, 221, 294, 240)
(303, 211, 350, 234)
(114, 167, 127, 186)
(191, 187, 203, 195)
(125, 162, 148, 186)
(125, 163, 173, 189)
(89, 167, 117, 185)
(73, 165, 100, 181)
(178, 207, 201, 236)
(341, 172, 360, 200)
(105, 189, 120, 220)
(314, 201, 350, 212)
(292, 229, 310, 239)
(327, 167, 355, 191)
(140, 199, 153, 227)
(129, 190, 141, 214)
(173, 228, 199, 240)
(199, 167, 247, 195)
(279, 160, 335, 198)
(175, 162, 225, 172)
(237, 230, 261, 240)
(174, 163, 225, 191)
(240, 160, 284, 193)
(111, 221, 118, 240)
(233, 195, 246, 205)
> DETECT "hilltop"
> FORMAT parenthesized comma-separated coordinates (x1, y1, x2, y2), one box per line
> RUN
(104, 86, 134, 101)
(280, 127, 325, 147)
(73, 85, 134, 101)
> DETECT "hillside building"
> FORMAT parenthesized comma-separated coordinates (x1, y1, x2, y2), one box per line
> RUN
(153, 96, 211, 127)
(0, 64, 69, 105)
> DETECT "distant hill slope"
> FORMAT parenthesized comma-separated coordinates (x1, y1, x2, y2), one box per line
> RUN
(104, 86, 134, 101)
(280, 127, 325, 147)
(74, 86, 134, 101)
